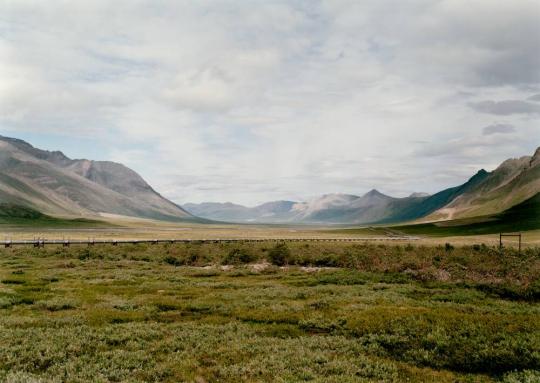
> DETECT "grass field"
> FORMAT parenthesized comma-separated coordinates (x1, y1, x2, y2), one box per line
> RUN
(0, 242, 538, 382)
(0, 218, 391, 242)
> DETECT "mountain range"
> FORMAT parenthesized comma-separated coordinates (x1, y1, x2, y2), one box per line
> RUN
(186, 147, 540, 225)
(0, 135, 195, 221)
(0, 135, 537, 226)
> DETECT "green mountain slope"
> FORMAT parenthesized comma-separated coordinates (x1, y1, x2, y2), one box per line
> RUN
(428, 148, 540, 220)
(378, 170, 490, 223)
(393, 192, 540, 237)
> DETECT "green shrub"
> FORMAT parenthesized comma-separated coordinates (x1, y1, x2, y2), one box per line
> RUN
(476, 282, 540, 302)
(267, 243, 291, 266)
(502, 369, 540, 383)
(316, 271, 367, 286)
(0, 297, 14, 309)
(77, 247, 92, 260)
(312, 253, 340, 267)
(189, 270, 220, 278)
(37, 298, 77, 311)
(155, 302, 179, 312)
(308, 299, 330, 310)
(163, 255, 182, 266)
(222, 248, 256, 265)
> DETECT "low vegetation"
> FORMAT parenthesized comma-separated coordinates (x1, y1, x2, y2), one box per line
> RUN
(0, 242, 538, 382)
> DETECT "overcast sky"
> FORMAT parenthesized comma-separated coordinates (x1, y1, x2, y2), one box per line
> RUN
(1, 1, 539, 206)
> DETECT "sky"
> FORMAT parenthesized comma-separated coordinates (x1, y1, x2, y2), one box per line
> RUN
(1, 0, 539, 206)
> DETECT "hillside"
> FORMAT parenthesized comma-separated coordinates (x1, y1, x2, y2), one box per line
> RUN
(383, 169, 491, 223)
(0, 136, 196, 222)
(427, 148, 540, 220)
(392, 192, 540, 237)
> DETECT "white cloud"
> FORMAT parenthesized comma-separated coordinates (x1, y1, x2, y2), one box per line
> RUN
(1, 0, 539, 205)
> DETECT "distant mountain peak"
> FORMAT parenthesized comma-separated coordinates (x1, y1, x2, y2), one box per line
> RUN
(467, 168, 489, 183)
(364, 189, 386, 198)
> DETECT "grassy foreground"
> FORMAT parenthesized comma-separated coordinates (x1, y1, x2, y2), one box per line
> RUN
(0, 242, 539, 382)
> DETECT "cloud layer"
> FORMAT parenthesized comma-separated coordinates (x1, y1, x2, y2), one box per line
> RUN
(1, 1, 539, 205)
(482, 123, 516, 136)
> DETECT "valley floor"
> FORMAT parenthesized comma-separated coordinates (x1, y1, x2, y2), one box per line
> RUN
(1, 217, 540, 247)
(0, 242, 538, 382)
